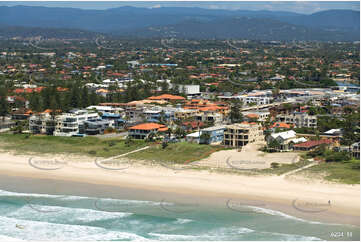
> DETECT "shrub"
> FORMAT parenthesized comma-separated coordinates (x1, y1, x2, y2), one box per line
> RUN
(271, 162, 280, 169)
(325, 151, 350, 162)
(88, 150, 97, 155)
(350, 159, 360, 170)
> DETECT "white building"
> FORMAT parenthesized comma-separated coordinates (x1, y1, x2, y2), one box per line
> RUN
(177, 85, 200, 95)
(268, 130, 307, 151)
(53, 109, 99, 137)
(244, 96, 272, 105)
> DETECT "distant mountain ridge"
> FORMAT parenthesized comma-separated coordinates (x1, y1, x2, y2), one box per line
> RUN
(0, 5, 359, 41)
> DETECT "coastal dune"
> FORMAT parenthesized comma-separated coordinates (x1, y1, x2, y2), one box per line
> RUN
(0, 152, 359, 226)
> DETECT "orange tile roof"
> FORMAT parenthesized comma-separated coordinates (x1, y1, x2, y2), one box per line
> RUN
(129, 123, 166, 131)
(147, 94, 185, 101)
(246, 113, 259, 118)
(271, 122, 291, 129)
(294, 139, 333, 148)
(56, 87, 69, 92)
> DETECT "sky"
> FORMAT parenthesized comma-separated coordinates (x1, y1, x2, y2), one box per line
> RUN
(0, 1, 359, 14)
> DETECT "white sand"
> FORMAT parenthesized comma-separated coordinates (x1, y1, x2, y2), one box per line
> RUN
(0, 151, 359, 225)
(197, 142, 299, 169)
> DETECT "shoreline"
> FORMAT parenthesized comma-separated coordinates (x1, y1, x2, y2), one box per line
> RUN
(0, 152, 359, 227)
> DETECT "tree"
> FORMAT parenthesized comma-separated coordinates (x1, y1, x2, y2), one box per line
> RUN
(0, 89, 9, 121)
(81, 86, 90, 108)
(230, 100, 243, 123)
(342, 111, 360, 150)
(200, 132, 211, 144)
(174, 127, 186, 138)
(268, 138, 281, 151)
(162, 141, 168, 149)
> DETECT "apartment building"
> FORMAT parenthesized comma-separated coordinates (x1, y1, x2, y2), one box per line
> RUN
(195, 111, 223, 124)
(223, 122, 264, 148)
(174, 108, 198, 120)
(83, 119, 112, 135)
(244, 96, 272, 105)
(53, 109, 99, 136)
(29, 113, 56, 135)
(276, 112, 317, 128)
(242, 111, 270, 122)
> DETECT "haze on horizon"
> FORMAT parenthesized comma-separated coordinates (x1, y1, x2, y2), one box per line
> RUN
(0, 1, 359, 14)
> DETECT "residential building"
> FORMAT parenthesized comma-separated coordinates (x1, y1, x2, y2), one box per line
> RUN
(267, 130, 307, 151)
(147, 94, 185, 102)
(243, 96, 272, 106)
(270, 122, 292, 131)
(293, 139, 333, 151)
(128, 122, 168, 139)
(242, 111, 270, 122)
(186, 131, 201, 143)
(276, 112, 317, 128)
(182, 121, 205, 132)
(177, 84, 200, 95)
(53, 109, 99, 136)
(351, 142, 360, 159)
(29, 113, 56, 135)
(195, 110, 223, 124)
(83, 119, 112, 135)
(223, 122, 264, 148)
(200, 125, 226, 144)
(101, 113, 126, 129)
(174, 108, 198, 120)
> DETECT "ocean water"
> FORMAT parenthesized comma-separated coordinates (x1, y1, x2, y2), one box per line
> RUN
(0, 189, 359, 241)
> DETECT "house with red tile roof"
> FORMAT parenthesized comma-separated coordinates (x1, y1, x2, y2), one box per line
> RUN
(293, 139, 333, 151)
(270, 122, 292, 130)
(128, 122, 168, 139)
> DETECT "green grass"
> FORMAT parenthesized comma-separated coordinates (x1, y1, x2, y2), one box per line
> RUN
(0, 133, 147, 157)
(127, 142, 223, 164)
(297, 160, 360, 184)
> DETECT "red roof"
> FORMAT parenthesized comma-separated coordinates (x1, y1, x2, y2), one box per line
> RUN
(246, 113, 259, 119)
(147, 94, 185, 101)
(271, 122, 291, 129)
(182, 121, 204, 129)
(129, 123, 166, 131)
(294, 139, 333, 148)
(13, 87, 45, 94)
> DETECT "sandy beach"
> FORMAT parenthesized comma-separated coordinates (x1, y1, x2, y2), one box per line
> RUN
(0, 151, 359, 226)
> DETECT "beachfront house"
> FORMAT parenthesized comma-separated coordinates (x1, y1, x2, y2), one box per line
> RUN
(186, 131, 201, 143)
(128, 122, 168, 139)
(293, 139, 334, 151)
(267, 130, 307, 151)
(199, 125, 226, 144)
